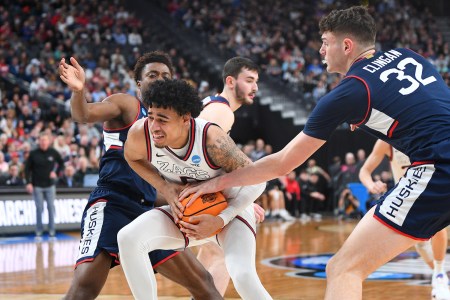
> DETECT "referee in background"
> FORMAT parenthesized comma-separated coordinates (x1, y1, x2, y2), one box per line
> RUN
(25, 131, 64, 241)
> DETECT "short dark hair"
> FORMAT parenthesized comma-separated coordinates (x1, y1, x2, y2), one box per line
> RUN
(133, 51, 174, 82)
(319, 6, 376, 46)
(142, 79, 202, 118)
(222, 57, 259, 84)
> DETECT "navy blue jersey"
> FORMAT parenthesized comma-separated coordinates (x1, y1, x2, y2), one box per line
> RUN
(202, 95, 231, 108)
(304, 48, 450, 162)
(98, 99, 157, 202)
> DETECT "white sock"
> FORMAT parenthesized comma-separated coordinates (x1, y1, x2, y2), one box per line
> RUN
(434, 260, 445, 275)
(415, 241, 433, 266)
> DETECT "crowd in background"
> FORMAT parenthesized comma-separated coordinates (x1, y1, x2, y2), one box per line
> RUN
(0, 0, 216, 188)
(0, 0, 447, 219)
(166, 0, 450, 110)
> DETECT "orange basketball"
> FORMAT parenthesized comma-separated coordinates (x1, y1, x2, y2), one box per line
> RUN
(180, 191, 228, 236)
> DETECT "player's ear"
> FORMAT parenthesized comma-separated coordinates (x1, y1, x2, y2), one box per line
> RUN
(225, 75, 234, 88)
(183, 114, 191, 124)
(343, 38, 353, 53)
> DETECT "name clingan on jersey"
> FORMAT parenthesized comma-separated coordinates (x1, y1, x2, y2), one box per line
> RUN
(363, 50, 402, 73)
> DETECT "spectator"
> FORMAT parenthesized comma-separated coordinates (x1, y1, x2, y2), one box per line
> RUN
(128, 28, 142, 46)
(336, 152, 359, 194)
(57, 164, 79, 188)
(19, 105, 37, 133)
(29, 75, 49, 97)
(266, 178, 294, 221)
(250, 138, 266, 161)
(336, 187, 362, 220)
(5, 164, 25, 187)
(112, 27, 127, 45)
(284, 171, 301, 218)
(24, 132, 64, 240)
(53, 135, 71, 160)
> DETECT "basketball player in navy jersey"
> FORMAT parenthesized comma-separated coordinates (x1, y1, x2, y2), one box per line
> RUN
(58, 53, 221, 299)
(360, 140, 450, 299)
(118, 79, 271, 300)
(190, 57, 265, 296)
(179, 6, 450, 299)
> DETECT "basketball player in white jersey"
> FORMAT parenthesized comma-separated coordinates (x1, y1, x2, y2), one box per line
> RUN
(359, 139, 450, 300)
(118, 79, 272, 300)
(189, 56, 264, 295)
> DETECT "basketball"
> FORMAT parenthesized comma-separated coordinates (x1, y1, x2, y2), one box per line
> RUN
(180, 191, 228, 236)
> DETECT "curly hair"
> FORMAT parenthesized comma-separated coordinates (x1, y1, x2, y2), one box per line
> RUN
(142, 79, 202, 118)
(133, 51, 174, 82)
(319, 6, 376, 47)
(222, 57, 259, 84)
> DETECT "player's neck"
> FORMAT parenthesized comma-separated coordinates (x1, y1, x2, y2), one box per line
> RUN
(170, 128, 191, 151)
(348, 47, 376, 69)
(219, 90, 241, 112)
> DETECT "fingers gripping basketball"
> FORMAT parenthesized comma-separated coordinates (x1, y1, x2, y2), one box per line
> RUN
(179, 191, 228, 236)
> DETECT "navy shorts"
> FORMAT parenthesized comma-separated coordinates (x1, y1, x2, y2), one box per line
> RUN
(374, 161, 450, 240)
(75, 188, 178, 268)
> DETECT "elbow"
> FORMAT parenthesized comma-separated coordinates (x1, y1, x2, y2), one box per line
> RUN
(123, 147, 137, 167)
(70, 110, 89, 123)
(124, 149, 131, 165)
(358, 170, 366, 182)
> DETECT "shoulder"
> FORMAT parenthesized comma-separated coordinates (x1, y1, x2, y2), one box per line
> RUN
(129, 117, 146, 134)
(199, 103, 234, 132)
(104, 93, 139, 109)
(203, 122, 228, 146)
(51, 147, 61, 154)
(201, 101, 233, 115)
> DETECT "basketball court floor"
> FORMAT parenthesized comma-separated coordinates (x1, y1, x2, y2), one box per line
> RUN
(1, 217, 448, 299)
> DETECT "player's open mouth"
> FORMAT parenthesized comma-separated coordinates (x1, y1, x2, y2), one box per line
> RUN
(152, 134, 164, 141)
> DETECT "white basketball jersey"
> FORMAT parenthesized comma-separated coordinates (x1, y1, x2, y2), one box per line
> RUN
(390, 146, 411, 182)
(144, 118, 224, 184)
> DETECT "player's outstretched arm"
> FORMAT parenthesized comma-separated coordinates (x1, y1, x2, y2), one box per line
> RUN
(59, 56, 127, 124)
(124, 119, 184, 222)
(179, 131, 325, 202)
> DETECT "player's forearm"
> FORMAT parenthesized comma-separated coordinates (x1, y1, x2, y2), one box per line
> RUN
(70, 89, 90, 123)
(218, 182, 266, 226)
(133, 161, 167, 192)
(217, 153, 289, 191)
(359, 168, 375, 190)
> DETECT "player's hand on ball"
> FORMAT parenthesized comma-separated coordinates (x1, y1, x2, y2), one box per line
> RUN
(161, 182, 185, 223)
(179, 177, 223, 206)
(179, 215, 224, 239)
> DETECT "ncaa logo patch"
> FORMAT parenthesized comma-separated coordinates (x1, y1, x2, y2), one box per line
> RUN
(262, 250, 450, 286)
(192, 155, 201, 164)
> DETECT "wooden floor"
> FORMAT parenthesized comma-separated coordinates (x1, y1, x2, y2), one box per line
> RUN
(0, 217, 447, 299)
